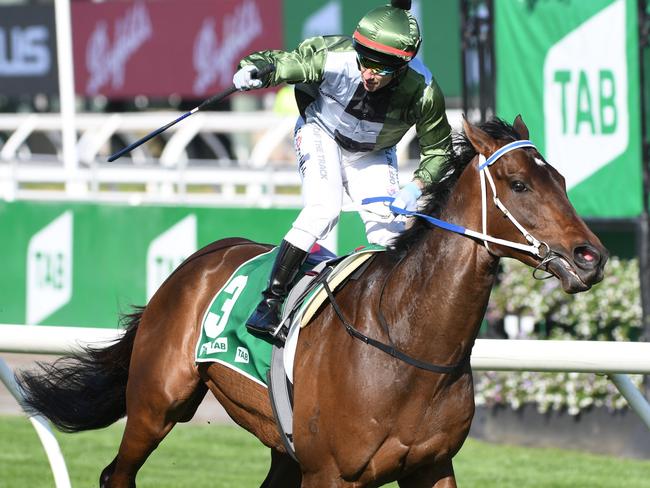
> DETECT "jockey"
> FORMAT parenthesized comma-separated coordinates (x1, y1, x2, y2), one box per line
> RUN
(233, 0, 452, 340)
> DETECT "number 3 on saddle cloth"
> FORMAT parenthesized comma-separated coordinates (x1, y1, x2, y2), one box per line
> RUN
(194, 243, 384, 387)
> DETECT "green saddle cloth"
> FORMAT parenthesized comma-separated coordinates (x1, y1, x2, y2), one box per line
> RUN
(195, 248, 281, 387)
(194, 245, 384, 386)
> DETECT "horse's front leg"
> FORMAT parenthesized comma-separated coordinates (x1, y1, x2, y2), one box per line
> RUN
(398, 460, 456, 488)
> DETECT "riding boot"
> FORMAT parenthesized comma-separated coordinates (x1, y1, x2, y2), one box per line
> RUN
(246, 240, 308, 339)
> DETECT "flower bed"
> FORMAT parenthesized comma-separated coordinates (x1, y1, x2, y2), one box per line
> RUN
(477, 257, 644, 415)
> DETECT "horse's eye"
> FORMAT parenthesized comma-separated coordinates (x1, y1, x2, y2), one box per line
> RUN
(511, 180, 527, 193)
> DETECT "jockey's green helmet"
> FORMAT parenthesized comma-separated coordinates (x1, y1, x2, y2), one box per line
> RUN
(352, 1, 421, 70)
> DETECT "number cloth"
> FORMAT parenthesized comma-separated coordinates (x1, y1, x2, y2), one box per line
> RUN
(195, 245, 385, 386)
(195, 248, 279, 386)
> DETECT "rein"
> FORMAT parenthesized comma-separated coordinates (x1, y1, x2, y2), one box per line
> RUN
(364, 139, 555, 261)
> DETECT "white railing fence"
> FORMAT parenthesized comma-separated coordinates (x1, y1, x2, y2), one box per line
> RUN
(0, 359, 71, 488)
(1, 324, 649, 488)
(0, 109, 464, 205)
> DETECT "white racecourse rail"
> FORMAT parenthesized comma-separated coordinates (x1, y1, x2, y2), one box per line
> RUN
(1, 324, 648, 374)
(2, 325, 649, 421)
(1, 325, 650, 488)
(0, 109, 464, 205)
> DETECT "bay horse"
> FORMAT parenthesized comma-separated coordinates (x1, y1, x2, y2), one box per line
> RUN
(17, 116, 607, 487)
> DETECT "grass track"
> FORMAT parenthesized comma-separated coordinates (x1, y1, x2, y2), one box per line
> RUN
(1, 415, 648, 487)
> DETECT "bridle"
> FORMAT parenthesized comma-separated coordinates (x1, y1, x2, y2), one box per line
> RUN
(364, 139, 561, 275)
(476, 140, 561, 277)
(477, 140, 545, 256)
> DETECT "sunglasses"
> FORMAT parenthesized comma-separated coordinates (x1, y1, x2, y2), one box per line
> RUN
(356, 56, 397, 76)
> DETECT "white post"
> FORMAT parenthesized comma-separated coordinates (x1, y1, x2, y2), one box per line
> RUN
(609, 373, 650, 430)
(0, 358, 71, 488)
(54, 0, 84, 196)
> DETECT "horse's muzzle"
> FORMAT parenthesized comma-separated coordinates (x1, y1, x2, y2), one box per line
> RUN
(574, 244, 606, 272)
(546, 244, 608, 293)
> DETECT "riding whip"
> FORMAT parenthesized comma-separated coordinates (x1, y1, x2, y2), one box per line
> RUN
(107, 64, 276, 162)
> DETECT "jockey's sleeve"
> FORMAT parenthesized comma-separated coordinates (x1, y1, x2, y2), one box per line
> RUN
(237, 36, 347, 87)
(413, 79, 452, 185)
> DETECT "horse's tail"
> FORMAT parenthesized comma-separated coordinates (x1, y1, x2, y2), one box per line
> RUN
(15, 307, 144, 433)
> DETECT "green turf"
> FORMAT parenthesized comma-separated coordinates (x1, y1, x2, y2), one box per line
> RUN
(1, 415, 648, 487)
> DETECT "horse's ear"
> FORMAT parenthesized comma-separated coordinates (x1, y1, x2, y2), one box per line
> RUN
(462, 115, 498, 156)
(513, 114, 530, 140)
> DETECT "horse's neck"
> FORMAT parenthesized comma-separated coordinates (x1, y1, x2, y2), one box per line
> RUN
(384, 180, 498, 364)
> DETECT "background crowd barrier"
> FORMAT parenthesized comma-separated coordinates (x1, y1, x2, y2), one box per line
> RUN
(0, 110, 464, 204)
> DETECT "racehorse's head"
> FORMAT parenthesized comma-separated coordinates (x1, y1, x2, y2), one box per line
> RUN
(462, 115, 608, 293)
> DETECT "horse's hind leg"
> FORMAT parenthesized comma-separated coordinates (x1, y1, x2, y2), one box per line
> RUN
(102, 318, 208, 487)
(102, 378, 207, 487)
(259, 449, 302, 488)
(103, 417, 173, 488)
(100, 457, 118, 487)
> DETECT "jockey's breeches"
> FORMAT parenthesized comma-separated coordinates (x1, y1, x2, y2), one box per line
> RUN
(284, 122, 404, 252)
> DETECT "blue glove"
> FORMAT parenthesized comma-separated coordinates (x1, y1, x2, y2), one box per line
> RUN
(390, 182, 422, 214)
(233, 65, 263, 91)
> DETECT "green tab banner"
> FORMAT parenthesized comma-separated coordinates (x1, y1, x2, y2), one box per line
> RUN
(0, 202, 368, 328)
(495, 0, 642, 218)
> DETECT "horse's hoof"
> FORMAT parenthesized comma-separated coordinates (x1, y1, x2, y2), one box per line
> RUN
(99, 458, 117, 487)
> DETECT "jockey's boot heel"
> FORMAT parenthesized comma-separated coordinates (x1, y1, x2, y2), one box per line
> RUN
(246, 240, 307, 340)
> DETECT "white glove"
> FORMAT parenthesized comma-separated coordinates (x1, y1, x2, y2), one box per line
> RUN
(390, 181, 422, 214)
(233, 65, 263, 91)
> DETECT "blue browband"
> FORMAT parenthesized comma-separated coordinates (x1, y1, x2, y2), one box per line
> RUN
(478, 140, 535, 170)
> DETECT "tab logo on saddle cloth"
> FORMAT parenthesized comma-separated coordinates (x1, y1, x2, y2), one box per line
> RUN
(194, 245, 383, 387)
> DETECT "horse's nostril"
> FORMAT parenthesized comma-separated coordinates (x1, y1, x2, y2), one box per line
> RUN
(574, 245, 600, 269)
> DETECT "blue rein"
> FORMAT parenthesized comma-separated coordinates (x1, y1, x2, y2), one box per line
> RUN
(361, 196, 467, 235)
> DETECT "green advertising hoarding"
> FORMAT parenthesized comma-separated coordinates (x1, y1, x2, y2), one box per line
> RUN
(495, 0, 643, 218)
(0, 202, 367, 328)
(282, 0, 463, 100)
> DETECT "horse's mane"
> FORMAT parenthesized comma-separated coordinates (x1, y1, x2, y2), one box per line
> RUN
(388, 118, 521, 258)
